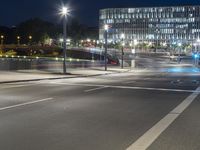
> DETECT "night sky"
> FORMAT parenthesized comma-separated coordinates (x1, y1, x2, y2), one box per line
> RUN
(1, 0, 200, 27)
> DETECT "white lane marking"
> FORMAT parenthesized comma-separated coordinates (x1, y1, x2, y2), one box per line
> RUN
(50, 82, 198, 93)
(85, 86, 108, 92)
(0, 98, 53, 111)
(124, 81, 137, 84)
(126, 86, 200, 150)
(0, 83, 42, 89)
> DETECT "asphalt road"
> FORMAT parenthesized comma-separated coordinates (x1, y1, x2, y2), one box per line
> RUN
(0, 69, 200, 150)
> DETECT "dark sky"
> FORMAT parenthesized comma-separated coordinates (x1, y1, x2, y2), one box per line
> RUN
(1, 0, 200, 27)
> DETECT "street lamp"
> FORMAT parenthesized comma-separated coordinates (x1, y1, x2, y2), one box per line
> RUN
(194, 39, 200, 66)
(120, 33, 125, 69)
(104, 24, 109, 71)
(17, 36, 20, 45)
(134, 39, 138, 56)
(60, 6, 70, 74)
(1, 35, 4, 45)
(178, 42, 182, 64)
(28, 35, 32, 45)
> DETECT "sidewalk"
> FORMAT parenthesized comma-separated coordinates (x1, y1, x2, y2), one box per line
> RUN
(0, 67, 130, 83)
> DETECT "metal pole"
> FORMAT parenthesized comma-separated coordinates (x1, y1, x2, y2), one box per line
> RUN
(121, 42, 124, 69)
(104, 30, 108, 71)
(178, 47, 181, 64)
(63, 15, 67, 74)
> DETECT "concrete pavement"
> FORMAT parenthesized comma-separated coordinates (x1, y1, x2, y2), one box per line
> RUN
(0, 67, 130, 83)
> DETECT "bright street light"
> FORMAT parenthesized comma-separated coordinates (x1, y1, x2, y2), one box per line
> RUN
(104, 24, 109, 31)
(134, 39, 138, 46)
(162, 42, 167, 47)
(178, 42, 182, 63)
(87, 38, 91, 42)
(17, 36, 20, 45)
(1, 35, 4, 45)
(120, 33, 125, 39)
(61, 6, 69, 16)
(178, 42, 182, 47)
(60, 5, 70, 74)
(104, 24, 109, 71)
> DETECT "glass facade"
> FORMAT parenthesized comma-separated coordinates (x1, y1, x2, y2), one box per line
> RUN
(99, 6, 200, 47)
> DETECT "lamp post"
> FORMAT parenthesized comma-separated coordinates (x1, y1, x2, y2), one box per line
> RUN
(120, 33, 125, 69)
(60, 6, 69, 74)
(178, 42, 182, 64)
(134, 39, 138, 57)
(28, 35, 32, 45)
(17, 36, 20, 45)
(1, 35, 4, 45)
(104, 24, 109, 71)
(195, 39, 200, 66)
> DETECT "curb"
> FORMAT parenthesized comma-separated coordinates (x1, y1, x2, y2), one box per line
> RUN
(0, 70, 131, 84)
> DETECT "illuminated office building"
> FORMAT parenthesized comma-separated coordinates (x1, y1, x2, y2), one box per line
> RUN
(99, 6, 200, 47)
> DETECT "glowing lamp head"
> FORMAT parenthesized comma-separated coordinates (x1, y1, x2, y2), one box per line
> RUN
(29, 36, 32, 40)
(134, 39, 138, 46)
(60, 6, 70, 16)
(1, 35, 4, 39)
(163, 42, 167, 47)
(17, 36, 20, 40)
(121, 33, 125, 39)
(104, 24, 109, 31)
(194, 54, 199, 59)
(62, 7, 68, 15)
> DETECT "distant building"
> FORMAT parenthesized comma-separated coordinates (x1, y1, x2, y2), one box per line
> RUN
(99, 6, 200, 49)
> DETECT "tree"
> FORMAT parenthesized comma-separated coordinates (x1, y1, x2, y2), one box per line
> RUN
(17, 18, 59, 44)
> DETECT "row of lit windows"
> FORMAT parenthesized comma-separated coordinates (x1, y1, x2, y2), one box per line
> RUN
(100, 28, 200, 34)
(101, 34, 200, 40)
(100, 7, 198, 15)
(100, 12, 199, 20)
(103, 18, 197, 25)
(127, 6, 197, 13)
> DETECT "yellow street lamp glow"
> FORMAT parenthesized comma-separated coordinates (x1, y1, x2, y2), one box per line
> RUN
(29, 36, 32, 40)
(17, 36, 20, 40)
(1, 35, 4, 39)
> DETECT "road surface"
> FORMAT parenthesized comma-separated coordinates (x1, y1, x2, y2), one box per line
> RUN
(0, 68, 200, 150)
